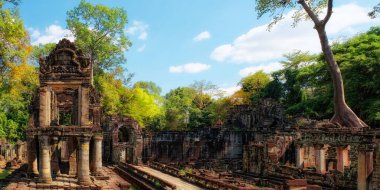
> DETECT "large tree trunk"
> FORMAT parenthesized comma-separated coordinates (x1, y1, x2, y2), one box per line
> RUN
(315, 27, 368, 128)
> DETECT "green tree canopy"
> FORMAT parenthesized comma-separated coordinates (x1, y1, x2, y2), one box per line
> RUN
(254, 0, 368, 128)
(67, 0, 131, 74)
(0, 0, 37, 142)
(239, 70, 270, 102)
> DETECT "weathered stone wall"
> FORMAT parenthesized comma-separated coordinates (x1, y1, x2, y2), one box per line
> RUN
(140, 99, 380, 189)
(102, 116, 143, 165)
(0, 139, 26, 169)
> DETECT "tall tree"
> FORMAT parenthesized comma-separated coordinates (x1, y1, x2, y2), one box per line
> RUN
(66, 0, 131, 74)
(30, 43, 55, 66)
(163, 87, 196, 130)
(0, 0, 30, 81)
(239, 70, 270, 102)
(134, 81, 162, 99)
(190, 80, 221, 109)
(255, 0, 367, 128)
(0, 0, 38, 141)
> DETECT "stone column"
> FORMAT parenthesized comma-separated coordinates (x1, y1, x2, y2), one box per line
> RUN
(27, 137, 39, 176)
(372, 142, 380, 190)
(77, 136, 92, 186)
(336, 147, 345, 172)
(314, 144, 326, 174)
(358, 148, 367, 190)
(296, 144, 305, 169)
(68, 137, 77, 175)
(39, 87, 51, 127)
(80, 85, 90, 126)
(39, 136, 52, 183)
(91, 135, 103, 175)
(16, 141, 23, 161)
(357, 145, 374, 190)
(51, 137, 60, 175)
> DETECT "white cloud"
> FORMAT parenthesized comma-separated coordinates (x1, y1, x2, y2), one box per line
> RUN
(169, 63, 211, 74)
(126, 21, 148, 41)
(211, 3, 380, 64)
(29, 24, 74, 45)
(193, 31, 211, 42)
(239, 62, 283, 77)
(137, 44, 146, 52)
(220, 86, 241, 96)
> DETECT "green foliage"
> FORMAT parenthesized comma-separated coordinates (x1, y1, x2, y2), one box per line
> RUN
(0, 0, 37, 142)
(254, 0, 328, 28)
(243, 28, 380, 127)
(239, 71, 270, 102)
(30, 43, 55, 65)
(262, 75, 283, 100)
(332, 27, 380, 126)
(67, 0, 131, 74)
(95, 73, 163, 127)
(0, 0, 31, 80)
(163, 87, 196, 130)
(369, 3, 380, 19)
(0, 169, 11, 180)
(124, 87, 163, 127)
(179, 167, 192, 176)
(161, 81, 233, 130)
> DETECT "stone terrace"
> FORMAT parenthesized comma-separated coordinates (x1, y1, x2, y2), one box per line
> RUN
(3, 166, 130, 190)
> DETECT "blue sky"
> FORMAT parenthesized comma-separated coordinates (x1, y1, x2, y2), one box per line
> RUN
(20, 0, 379, 95)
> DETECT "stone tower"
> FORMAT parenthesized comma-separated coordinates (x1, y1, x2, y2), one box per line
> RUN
(26, 39, 103, 185)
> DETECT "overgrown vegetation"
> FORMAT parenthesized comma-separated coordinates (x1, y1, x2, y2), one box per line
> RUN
(239, 27, 380, 127)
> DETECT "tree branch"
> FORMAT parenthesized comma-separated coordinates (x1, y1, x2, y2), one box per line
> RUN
(297, 0, 321, 26)
(322, 0, 333, 26)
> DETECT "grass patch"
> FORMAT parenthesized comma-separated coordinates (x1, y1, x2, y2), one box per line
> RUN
(179, 167, 192, 176)
(0, 169, 11, 179)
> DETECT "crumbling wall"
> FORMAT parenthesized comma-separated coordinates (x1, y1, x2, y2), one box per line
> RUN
(0, 139, 26, 169)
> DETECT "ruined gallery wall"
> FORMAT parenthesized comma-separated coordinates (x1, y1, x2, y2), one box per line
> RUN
(142, 129, 247, 171)
(141, 100, 294, 172)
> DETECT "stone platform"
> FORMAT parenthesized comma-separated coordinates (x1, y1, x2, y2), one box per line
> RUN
(3, 166, 130, 190)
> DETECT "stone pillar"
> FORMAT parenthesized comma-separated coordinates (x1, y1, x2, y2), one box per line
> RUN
(27, 137, 39, 176)
(337, 146, 348, 172)
(372, 142, 380, 190)
(16, 141, 23, 161)
(91, 135, 103, 175)
(358, 149, 367, 190)
(68, 137, 77, 175)
(314, 144, 326, 174)
(135, 137, 143, 165)
(77, 136, 92, 186)
(51, 137, 60, 175)
(358, 146, 374, 190)
(80, 85, 90, 126)
(39, 136, 52, 183)
(296, 144, 305, 169)
(39, 87, 51, 127)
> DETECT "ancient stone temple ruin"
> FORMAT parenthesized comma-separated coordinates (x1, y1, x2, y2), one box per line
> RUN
(5, 39, 376, 190)
(26, 39, 103, 185)
(137, 100, 380, 189)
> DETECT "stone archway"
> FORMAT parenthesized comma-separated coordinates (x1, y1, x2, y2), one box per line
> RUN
(103, 116, 143, 165)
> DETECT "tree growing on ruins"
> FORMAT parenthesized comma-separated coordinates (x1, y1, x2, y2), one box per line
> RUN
(66, 0, 131, 74)
(254, 0, 368, 128)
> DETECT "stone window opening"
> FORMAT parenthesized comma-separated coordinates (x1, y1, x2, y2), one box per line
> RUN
(51, 89, 79, 126)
